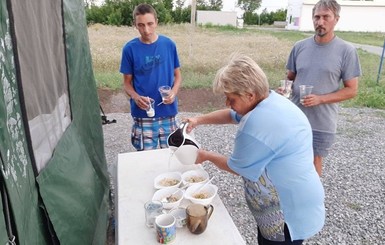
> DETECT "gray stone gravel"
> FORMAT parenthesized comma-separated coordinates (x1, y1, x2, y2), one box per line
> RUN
(103, 107, 385, 245)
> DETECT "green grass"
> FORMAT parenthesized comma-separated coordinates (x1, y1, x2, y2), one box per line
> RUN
(181, 70, 217, 89)
(335, 31, 385, 47)
(94, 72, 122, 90)
(342, 50, 385, 108)
(90, 25, 385, 109)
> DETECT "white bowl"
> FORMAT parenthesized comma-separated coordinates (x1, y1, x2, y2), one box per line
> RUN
(181, 169, 209, 186)
(154, 172, 182, 189)
(184, 183, 218, 205)
(152, 187, 184, 210)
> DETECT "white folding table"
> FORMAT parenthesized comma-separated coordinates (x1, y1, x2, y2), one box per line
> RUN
(116, 148, 245, 244)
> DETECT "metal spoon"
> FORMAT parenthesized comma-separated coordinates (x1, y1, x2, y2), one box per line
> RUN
(161, 184, 189, 203)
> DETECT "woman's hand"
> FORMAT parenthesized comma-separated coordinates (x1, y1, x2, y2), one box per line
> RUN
(184, 117, 199, 133)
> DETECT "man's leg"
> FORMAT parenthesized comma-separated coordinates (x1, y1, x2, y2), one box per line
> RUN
(131, 117, 159, 151)
(312, 131, 335, 177)
(314, 155, 323, 177)
(159, 116, 177, 148)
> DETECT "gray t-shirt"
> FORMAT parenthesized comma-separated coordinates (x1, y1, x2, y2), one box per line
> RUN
(286, 36, 361, 133)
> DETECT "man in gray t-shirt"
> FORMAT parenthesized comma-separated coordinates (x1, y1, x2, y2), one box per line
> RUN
(286, 0, 361, 176)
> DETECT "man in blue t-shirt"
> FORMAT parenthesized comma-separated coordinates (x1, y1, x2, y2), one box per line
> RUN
(120, 3, 182, 151)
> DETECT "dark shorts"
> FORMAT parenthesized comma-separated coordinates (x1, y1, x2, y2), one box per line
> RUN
(258, 224, 303, 245)
(312, 130, 335, 157)
(131, 116, 177, 151)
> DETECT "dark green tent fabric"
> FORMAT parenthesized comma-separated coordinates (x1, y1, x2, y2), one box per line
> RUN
(0, 0, 109, 244)
(0, 1, 52, 244)
(0, 191, 8, 244)
(39, 0, 110, 242)
(37, 124, 108, 244)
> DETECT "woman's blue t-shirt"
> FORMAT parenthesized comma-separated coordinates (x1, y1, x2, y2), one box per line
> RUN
(228, 91, 325, 240)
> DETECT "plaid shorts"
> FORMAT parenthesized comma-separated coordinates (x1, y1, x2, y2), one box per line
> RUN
(131, 116, 177, 151)
(312, 130, 335, 157)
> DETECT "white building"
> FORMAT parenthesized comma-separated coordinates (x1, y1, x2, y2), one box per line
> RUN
(286, 0, 385, 32)
(196, 10, 238, 27)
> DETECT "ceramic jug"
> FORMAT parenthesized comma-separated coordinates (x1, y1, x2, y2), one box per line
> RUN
(167, 122, 200, 165)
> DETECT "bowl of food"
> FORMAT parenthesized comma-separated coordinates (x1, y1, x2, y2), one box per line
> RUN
(181, 169, 209, 186)
(152, 187, 184, 210)
(154, 172, 182, 189)
(184, 183, 218, 205)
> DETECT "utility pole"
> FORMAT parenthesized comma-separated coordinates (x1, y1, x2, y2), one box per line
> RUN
(377, 39, 385, 84)
(191, 0, 196, 26)
(189, 0, 197, 59)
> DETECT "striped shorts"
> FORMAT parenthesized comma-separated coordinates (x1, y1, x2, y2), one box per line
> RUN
(131, 116, 177, 151)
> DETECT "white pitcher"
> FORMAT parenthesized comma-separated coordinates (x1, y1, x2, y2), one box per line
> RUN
(167, 122, 200, 165)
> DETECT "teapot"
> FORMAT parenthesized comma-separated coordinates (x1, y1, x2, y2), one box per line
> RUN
(167, 122, 200, 165)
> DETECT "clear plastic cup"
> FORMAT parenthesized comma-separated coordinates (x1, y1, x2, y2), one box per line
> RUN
(158, 86, 171, 103)
(144, 200, 163, 228)
(299, 85, 313, 104)
(146, 98, 155, 117)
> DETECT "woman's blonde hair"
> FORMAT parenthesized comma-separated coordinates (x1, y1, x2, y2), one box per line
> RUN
(213, 53, 269, 98)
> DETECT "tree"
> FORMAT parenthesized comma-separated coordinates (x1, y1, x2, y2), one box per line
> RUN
(196, 0, 223, 11)
(243, 11, 258, 25)
(163, 0, 174, 11)
(153, 2, 173, 24)
(208, 0, 223, 11)
(175, 0, 186, 9)
(237, 0, 261, 12)
(273, 8, 287, 21)
(172, 5, 191, 23)
(196, 0, 209, 10)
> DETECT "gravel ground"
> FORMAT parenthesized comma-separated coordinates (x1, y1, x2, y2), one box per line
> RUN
(103, 107, 385, 245)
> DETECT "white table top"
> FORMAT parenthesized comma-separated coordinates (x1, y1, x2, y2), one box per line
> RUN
(116, 148, 245, 245)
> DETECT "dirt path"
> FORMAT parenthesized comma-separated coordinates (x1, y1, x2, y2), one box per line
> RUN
(98, 88, 225, 113)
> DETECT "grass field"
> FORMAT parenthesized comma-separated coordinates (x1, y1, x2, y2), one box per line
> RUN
(88, 24, 385, 109)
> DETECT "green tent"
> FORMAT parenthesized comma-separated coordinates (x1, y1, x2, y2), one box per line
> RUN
(0, 0, 109, 244)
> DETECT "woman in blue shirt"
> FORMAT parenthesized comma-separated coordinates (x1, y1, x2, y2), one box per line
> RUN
(186, 54, 325, 244)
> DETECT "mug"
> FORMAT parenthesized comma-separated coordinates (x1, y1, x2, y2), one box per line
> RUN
(170, 207, 187, 228)
(186, 203, 214, 234)
(155, 214, 176, 244)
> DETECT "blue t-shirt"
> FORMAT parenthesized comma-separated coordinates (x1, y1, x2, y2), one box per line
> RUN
(228, 91, 325, 240)
(120, 35, 180, 118)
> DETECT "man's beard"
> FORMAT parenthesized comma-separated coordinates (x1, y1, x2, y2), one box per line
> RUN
(316, 28, 326, 37)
